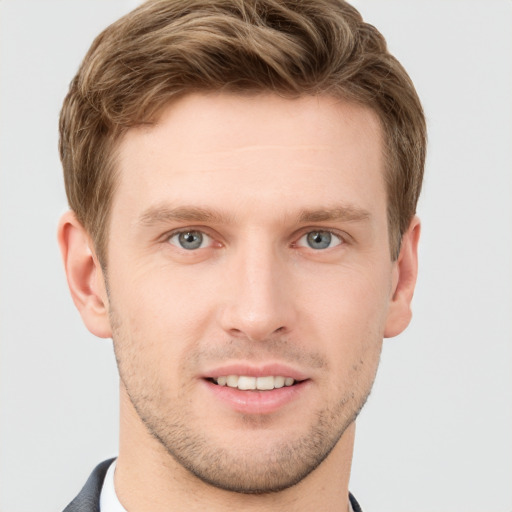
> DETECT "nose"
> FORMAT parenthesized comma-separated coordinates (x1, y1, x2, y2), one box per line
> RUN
(218, 239, 297, 342)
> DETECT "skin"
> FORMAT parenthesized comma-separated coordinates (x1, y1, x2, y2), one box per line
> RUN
(59, 93, 420, 512)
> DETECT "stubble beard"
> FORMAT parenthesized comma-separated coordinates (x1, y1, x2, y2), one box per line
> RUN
(121, 377, 368, 495)
(110, 309, 378, 495)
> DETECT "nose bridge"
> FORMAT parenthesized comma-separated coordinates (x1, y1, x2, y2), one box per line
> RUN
(220, 231, 294, 341)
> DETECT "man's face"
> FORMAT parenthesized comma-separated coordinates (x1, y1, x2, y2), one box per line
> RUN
(104, 93, 401, 492)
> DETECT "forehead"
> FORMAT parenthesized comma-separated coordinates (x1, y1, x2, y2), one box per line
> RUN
(113, 93, 385, 223)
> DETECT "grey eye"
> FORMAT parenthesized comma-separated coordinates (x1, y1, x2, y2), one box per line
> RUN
(169, 230, 209, 250)
(297, 231, 342, 250)
(307, 231, 332, 249)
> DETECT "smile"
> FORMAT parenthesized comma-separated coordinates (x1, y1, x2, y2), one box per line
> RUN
(204, 369, 310, 414)
(212, 375, 296, 390)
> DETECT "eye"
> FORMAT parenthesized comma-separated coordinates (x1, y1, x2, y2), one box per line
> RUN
(168, 230, 212, 250)
(297, 230, 343, 250)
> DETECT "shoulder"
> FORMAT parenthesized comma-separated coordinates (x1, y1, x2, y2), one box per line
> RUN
(63, 458, 116, 512)
(349, 492, 364, 512)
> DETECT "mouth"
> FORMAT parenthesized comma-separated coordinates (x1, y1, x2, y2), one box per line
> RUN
(208, 375, 299, 391)
(202, 364, 310, 414)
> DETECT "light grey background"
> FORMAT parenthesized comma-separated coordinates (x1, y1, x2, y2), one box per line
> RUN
(1, 1, 511, 511)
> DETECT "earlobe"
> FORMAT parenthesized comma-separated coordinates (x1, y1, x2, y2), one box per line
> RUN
(384, 216, 421, 338)
(57, 211, 112, 339)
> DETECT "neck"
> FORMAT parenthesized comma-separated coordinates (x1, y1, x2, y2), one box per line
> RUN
(115, 384, 355, 512)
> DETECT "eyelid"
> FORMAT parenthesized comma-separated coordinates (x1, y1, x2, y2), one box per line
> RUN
(164, 226, 223, 252)
(293, 228, 347, 249)
(166, 229, 213, 249)
(161, 226, 348, 249)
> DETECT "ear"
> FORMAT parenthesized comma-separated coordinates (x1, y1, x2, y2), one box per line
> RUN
(57, 210, 112, 338)
(384, 216, 421, 338)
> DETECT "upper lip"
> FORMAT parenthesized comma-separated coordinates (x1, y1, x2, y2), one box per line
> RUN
(202, 362, 309, 381)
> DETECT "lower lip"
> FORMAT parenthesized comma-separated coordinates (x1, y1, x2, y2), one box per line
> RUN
(202, 379, 309, 415)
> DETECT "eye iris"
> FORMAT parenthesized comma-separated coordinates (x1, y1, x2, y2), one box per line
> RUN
(307, 231, 332, 249)
(178, 231, 203, 250)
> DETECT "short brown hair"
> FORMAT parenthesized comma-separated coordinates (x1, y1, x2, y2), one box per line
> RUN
(59, 0, 426, 263)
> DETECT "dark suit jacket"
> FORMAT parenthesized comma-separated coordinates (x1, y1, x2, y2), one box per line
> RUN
(63, 459, 115, 512)
(63, 458, 363, 512)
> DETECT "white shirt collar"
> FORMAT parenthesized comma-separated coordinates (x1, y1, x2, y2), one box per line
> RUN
(99, 459, 127, 512)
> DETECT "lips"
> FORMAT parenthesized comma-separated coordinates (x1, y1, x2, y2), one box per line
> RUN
(202, 364, 310, 414)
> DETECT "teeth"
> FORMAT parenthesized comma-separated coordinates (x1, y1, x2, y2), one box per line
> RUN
(256, 376, 274, 390)
(274, 376, 285, 389)
(238, 376, 256, 390)
(214, 375, 296, 390)
(226, 375, 238, 387)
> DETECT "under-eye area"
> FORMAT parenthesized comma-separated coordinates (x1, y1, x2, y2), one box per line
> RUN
(207, 375, 303, 391)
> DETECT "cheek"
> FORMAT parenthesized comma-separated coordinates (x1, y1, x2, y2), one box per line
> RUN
(107, 263, 224, 396)
(304, 263, 392, 333)
(303, 267, 390, 378)
(110, 259, 217, 334)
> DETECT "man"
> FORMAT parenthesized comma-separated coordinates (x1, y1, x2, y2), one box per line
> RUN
(58, 0, 425, 510)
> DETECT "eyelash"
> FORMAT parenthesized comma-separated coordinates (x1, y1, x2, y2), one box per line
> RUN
(165, 228, 346, 251)
(294, 230, 344, 250)
(167, 230, 215, 250)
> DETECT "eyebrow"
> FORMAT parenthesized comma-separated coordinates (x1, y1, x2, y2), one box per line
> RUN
(298, 205, 371, 223)
(137, 203, 371, 228)
(138, 205, 231, 226)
